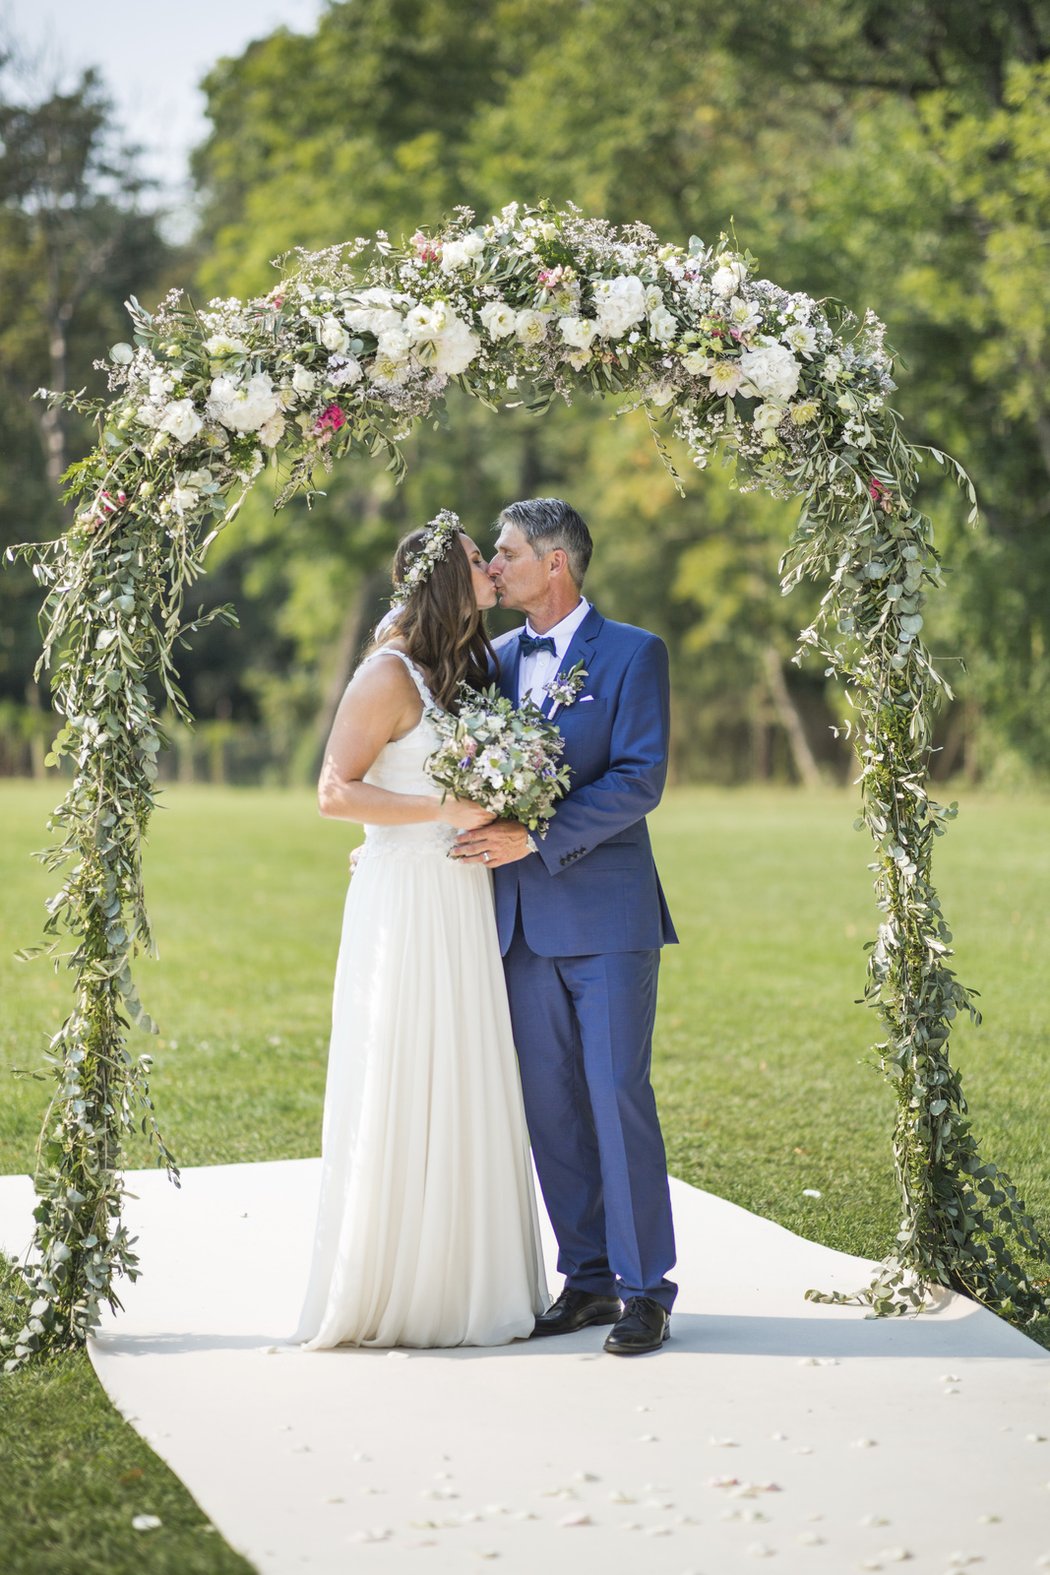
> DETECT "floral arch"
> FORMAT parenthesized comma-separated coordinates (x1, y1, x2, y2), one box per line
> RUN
(4, 201, 1049, 1368)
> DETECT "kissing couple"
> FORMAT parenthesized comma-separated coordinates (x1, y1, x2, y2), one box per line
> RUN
(291, 497, 678, 1357)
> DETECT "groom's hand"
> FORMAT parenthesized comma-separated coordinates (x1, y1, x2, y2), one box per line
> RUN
(452, 821, 533, 868)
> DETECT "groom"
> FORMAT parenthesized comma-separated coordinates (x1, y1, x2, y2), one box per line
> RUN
(452, 498, 678, 1355)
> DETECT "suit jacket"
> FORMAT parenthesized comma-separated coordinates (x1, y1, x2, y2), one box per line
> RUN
(491, 605, 678, 956)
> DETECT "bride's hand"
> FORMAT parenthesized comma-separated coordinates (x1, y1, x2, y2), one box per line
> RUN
(435, 796, 495, 830)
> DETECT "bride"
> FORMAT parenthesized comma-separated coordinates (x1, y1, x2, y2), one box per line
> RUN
(292, 510, 549, 1349)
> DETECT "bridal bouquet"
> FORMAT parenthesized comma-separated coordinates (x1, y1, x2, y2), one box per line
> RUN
(426, 686, 572, 834)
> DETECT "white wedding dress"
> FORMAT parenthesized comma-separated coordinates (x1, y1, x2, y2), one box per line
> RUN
(292, 649, 549, 1349)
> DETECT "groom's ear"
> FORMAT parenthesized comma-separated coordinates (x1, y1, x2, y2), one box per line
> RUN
(547, 547, 569, 580)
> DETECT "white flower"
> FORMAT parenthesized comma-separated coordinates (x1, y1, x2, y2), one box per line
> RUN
(327, 354, 362, 388)
(644, 284, 664, 311)
(109, 342, 134, 364)
(206, 372, 281, 434)
(707, 361, 745, 397)
(558, 316, 599, 350)
(782, 323, 818, 358)
(291, 365, 317, 395)
(344, 288, 403, 336)
(514, 309, 549, 345)
(404, 301, 451, 342)
(562, 349, 592, 371)
(479, 300, 517, 340)
(430, 313, 480, 375)
(822, 354, 843, 383)
(726, 295, 761, 334)
(376, 326, 413, 364)
(258, 412, 286, 448)
(592, 275, 647, 338)
(368, 351, 411, 387)
(789, 400, 820, 425)
(711, 257, 747, 296)
(320, 315, 350, 354)
(648, 306, 677, 343)
(204, 334, 247, 358)
(682, 350, 712, 375)
(753, 402, 785, 431)
(440, 233, 485, 272)
(737, 340, 801, 403)
(645, 380, 676, 407)
(171, 485, 199, 515)
(157, 399, 203, 445)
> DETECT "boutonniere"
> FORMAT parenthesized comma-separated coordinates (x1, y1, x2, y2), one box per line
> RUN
(545, 661, 589, 719)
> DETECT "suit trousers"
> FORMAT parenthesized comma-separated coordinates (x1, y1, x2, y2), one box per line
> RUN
(504, 916, 678, 1311)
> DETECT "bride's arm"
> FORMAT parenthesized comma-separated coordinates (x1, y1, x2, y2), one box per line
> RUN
(317, 658, 491, 829)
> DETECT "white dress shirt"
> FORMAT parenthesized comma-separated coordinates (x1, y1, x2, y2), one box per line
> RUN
(518, 598, 591, 708)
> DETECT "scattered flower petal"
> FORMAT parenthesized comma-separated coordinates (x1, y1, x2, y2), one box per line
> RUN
(131, 1515, 161, 1532)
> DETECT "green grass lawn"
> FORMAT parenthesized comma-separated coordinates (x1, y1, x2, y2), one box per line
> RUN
(1, 779, 1049, 1573)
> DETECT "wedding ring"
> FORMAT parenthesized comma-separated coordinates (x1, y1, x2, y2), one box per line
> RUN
(483, 851, 490, 862)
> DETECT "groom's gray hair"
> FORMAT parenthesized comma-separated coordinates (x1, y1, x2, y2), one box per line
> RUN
(497, 498, 593, 588)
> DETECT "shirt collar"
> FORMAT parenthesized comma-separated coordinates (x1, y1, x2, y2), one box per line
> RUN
(524, 598, 590, 658)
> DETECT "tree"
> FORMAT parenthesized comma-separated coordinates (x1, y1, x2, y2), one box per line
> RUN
(0, 56, 173, 753)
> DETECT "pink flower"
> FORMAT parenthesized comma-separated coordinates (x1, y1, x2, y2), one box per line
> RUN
(412, 231, 441, 263)
(869, 477, 892, 508)
(314, 403, 346, 437)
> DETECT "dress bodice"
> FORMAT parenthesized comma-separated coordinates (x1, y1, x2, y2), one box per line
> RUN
(358, 649, 459, 861)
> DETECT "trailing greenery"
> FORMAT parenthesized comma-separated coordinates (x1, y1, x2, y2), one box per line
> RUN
(4, 200, 1050, 1373)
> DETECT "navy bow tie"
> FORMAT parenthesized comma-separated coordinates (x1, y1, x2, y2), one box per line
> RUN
(518, 631, 557, 658)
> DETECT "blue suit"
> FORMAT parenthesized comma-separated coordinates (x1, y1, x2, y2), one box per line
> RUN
(493, 605, 678, 1310)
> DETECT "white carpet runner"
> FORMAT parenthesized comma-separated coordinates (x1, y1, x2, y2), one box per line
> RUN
(2, 1160, 1048, 1574)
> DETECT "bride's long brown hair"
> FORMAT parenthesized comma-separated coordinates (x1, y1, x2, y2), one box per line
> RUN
(375, 528, 496, 711)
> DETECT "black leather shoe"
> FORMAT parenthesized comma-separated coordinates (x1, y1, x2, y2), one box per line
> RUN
(531, 1287, 622, 1338)
(603, 1295, 670, 1355)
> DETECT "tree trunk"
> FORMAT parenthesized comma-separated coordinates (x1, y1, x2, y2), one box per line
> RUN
(310, 567, 389, 775)
(762, 645, 823, 787)
(25, 679, 47, 780)
(40, 303, 73, 499)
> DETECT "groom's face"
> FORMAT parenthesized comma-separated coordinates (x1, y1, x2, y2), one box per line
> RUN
(490, 524, 546, 611)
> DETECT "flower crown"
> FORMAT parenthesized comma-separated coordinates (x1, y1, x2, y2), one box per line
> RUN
(390, 508, 462, 607)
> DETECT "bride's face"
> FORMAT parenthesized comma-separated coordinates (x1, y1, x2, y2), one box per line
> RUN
(460, 534, 498, 611)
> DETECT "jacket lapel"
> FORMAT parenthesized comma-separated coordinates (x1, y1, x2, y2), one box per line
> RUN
(497, 631, 524, 705)
(541, 605, 604, 717)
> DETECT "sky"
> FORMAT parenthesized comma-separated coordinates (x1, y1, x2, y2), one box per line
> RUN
(2, 0, 327, 231)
